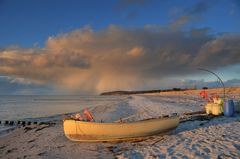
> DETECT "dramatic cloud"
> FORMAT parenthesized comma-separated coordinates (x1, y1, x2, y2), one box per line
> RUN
(192, 34, 240, 68)
(0, 25, 240, 94)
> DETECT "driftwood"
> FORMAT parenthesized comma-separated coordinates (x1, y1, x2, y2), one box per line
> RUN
(180, 114, 217, 123)
(179, 109, 222, 123)
(183, 110, 206, 116)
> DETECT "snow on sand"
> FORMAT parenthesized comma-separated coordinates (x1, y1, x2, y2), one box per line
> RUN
(0, 93, 240, 159)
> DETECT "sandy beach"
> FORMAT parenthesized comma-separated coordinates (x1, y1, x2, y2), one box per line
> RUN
(1, 0, 240, 158)
(0, 88, 240, 159)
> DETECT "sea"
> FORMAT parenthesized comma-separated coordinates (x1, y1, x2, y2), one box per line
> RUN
(0, 95, 126, 136)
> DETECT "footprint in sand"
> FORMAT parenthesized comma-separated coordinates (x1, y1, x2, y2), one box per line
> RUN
(233, 144, 240, 151)
(5, 148, 17, 154)
(203, 147, 211, 153)
(191, 143, 201, 151)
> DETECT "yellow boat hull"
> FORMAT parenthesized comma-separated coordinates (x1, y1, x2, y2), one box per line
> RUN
(63, 116, 179, 142)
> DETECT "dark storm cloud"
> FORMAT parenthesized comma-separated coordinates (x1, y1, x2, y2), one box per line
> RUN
(192, 34, 240, 68)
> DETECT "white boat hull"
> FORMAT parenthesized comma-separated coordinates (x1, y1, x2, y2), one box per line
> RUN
(63, 116, 179, 142)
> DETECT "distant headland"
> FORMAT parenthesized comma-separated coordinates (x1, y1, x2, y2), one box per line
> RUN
(100, 88, 192, 95)
(100, 87, 240, 96)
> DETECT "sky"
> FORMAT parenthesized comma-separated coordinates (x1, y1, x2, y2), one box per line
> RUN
(0, 0, 240, 95)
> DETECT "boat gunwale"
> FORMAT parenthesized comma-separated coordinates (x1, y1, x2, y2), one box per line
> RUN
(63, 116, 179, 126)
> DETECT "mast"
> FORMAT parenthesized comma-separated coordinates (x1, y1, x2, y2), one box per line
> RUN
(198, 68, 225, 100)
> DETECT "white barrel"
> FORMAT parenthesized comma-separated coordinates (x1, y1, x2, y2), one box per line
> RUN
(205, 103, 212, 114)
(211, 104, 222, 115)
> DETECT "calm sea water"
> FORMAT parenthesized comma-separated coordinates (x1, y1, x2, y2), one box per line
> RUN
(0, 95, 127, 135)
(0, 95, 125, 121)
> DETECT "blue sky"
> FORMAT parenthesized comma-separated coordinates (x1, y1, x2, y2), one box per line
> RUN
(1, 0, 239, 47)
(0, 0, 239, 94)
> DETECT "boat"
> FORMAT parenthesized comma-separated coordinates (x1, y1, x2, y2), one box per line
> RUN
(63, 115, 179, 142)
